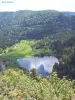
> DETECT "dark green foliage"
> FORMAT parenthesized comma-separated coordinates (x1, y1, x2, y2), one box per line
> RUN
(32, 36, 75, 79)
(1, 10, 75, 99)
(30, 68, 37, 79)
(52, 37, 75, 79)
(0, 10, 75, 48)
(1, 10, 75, 80)
(33, 37, 53, 57)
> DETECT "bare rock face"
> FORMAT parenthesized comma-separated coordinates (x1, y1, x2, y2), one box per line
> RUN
(17, 56, 59, 76)
(0, 61, 7, 72)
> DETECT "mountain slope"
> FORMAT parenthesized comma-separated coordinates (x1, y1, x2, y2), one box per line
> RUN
(0, 10, 75, 48)
(63, 12, 75, 16)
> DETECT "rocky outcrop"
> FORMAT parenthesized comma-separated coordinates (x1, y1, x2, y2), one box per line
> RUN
(0, 61, 7, 72)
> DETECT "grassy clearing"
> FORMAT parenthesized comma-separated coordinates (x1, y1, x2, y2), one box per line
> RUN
(0, 40, 36, 67)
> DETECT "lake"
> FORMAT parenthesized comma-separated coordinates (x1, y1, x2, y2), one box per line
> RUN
(17, 56, 59, 76)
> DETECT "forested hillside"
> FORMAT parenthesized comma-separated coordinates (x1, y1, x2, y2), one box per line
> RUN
(0, 10, 75, 79)
(0, 10, 75, 99)
(63, 12, 75, 16)
(32, 36, 75, 79)
(0, 36, 75, 79)
(0, 10, 75, 48)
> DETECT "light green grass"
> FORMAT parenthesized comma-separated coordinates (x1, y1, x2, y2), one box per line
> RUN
(0, 40, 36, 67)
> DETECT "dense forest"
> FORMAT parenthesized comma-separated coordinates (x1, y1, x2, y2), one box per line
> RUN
(0, 10, 75, 48)
(0, 10, 75, 99)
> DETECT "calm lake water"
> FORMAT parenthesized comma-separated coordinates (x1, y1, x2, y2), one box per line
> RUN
(17, 56, 59, 76)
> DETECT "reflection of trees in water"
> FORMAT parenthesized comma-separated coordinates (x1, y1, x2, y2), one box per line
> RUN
(37, 64, 49, 76)
(17, 57, 59, 76)
(37, 64, 45, 73)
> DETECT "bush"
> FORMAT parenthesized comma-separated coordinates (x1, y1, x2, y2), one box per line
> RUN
(0, 69, 74, 100)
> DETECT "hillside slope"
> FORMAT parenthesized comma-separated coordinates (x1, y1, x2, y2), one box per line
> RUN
(0, 10, 75, 48)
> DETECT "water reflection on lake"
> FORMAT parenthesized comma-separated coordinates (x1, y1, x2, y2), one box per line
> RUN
(17, 56, 59, 76)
